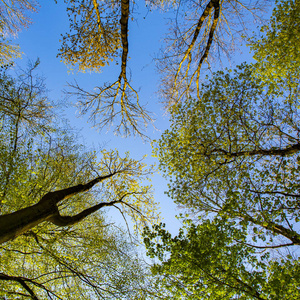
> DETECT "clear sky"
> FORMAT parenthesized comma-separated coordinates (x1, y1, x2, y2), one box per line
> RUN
(13, 0, 183, 234)
(12, 0, 271, 236)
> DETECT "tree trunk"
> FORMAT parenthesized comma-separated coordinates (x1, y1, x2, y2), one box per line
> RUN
(0, 173, 116, 244)
(0, 200, 58, 244)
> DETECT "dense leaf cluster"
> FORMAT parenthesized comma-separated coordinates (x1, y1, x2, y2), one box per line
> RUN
(0, 63, 158, 298)
(145, 1, 300, 298)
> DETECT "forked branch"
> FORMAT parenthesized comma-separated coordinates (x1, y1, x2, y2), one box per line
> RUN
(68, 0, 153, 137)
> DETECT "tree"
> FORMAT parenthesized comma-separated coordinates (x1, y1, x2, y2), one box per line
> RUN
(0, 0, 39, 65)
(58, 0, 152, 137)
(0, 64, 159, 298)
(155, 0, 269, 107)
(147, 66, 300, 298)
(145, 1, 300, 297)
(58, 0, 270, 136)
(249, 0, 300, 90)
(155, 62, 300, 244)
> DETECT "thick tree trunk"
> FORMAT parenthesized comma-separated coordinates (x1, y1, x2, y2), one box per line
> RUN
(0, 173, 116, 244)
(119, 0, 129, 79)
(0, 201, 57, 244)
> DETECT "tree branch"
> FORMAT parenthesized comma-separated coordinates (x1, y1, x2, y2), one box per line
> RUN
(196, 0, 220, 99)
(38, 172, 118, 206)
(243, 215, 300, 245)
(249, 189, 300, 199)
(49, 200, 120, 226)
(171, 0, 216, 102)
(210, 142, 300, 158)
(234, 239, 295, 249)
(0, 273, 40, 300)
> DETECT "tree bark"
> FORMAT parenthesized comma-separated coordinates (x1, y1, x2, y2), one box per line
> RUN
(119, 0, 129, 79)
(0, 273, 40, 300)
(211, 142, 300, 158)
(243, 215, 300, 245)
(0, 173, 116, 244)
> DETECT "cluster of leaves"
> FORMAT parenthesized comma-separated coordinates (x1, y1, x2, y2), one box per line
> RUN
(58, 0, 121, 73)
(0, 0, 38, 65)
(144, 220, 300, 299)
(0, 63, 160, 298)
(156, 61, 300, 226)
(145, 1, 300, 298)
(249, 0, 300, 90)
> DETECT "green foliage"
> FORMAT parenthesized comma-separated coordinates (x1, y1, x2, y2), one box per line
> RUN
(144, 220, 300, 299)
(1, 218, 155, 299)
(149, 4, 300, 295)
(0, 64, 159, 298)
(155, 62, 300, 231)
(249, 0, 300, 90)
(58, 0, 121, 72)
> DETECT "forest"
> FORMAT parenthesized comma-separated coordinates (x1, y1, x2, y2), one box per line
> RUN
(0, 0, 299, 299)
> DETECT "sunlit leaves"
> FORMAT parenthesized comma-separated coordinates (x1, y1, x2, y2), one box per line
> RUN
(155, 62, 300, 232)
(0, 216, 156, 299)
(152, 42, 300, 296)
(0, 37, 21, 66)
(0, 64, 159, 298)
(157, 0, 269, 107)
(144, 219, 300, 299)
(90, 149, 159, 230)
(58, 0, 121, 73)
(249, 0, 300, 92)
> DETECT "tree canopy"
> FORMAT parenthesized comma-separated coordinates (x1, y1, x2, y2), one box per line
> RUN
(0, 0, 272, 136)
(57, 0, 270, 136)
(145, 0, 300, 298)
(1, 0, 299, 298)
(0, 63, 159, 298)
(249, 0, 300, 89)
(0, 0, 38, 65)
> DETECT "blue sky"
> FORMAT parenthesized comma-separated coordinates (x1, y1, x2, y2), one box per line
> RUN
(13, 0, 182, 234)
(12, 0, 272, 235)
